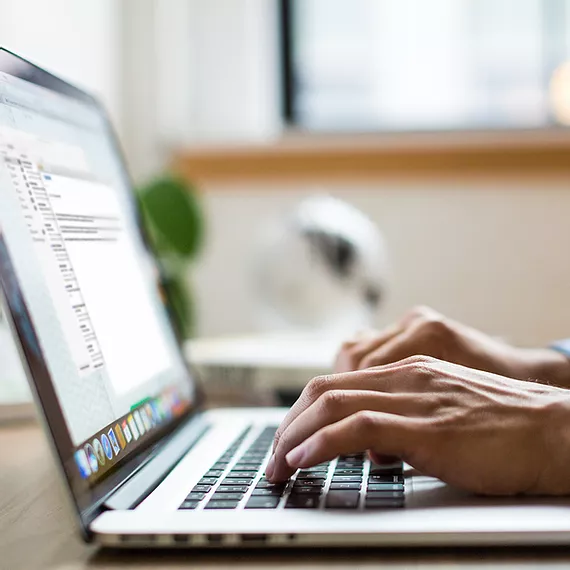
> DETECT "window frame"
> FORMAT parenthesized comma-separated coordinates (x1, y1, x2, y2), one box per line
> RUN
(279, 0, 296, 126)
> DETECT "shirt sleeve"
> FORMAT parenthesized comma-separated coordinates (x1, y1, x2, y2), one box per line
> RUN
(550, 340, 570, 358)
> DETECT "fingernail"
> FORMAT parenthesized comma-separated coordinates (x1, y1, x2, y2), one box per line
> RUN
(265, 454, 275, 479)
(285, 445, 306, 468)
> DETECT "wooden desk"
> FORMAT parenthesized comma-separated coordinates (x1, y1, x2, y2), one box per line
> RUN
(2, 422, 570, 570)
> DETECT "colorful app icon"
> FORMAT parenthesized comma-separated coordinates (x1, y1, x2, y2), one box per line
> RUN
(159, 396, 172, 420)
(128, 414, 139, 440)
(150, 401, 161, 424)
(156, 397, 166, 420)
(101, 434, 113, 460)
(171, 390, 183, 414)
(93, 438, 106, 465)
(84, 443, 98, 473)
(115, 425, 127, 449)
(74, 449, 91, 479)
(134, 410, 145, 435)
(144, 403, 155, 427)
(108, 428, 121, 456)
(141, 407, 152, 431)
(122, 419, 133, 443)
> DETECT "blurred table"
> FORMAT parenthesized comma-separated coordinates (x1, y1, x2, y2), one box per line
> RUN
(185, 333, 340, 407)
(3, 421, 570, 570)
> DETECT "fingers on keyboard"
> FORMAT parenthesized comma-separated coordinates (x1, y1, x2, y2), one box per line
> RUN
(179, 437, 405, 512)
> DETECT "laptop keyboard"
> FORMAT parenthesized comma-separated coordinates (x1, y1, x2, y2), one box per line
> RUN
(178, 426, 404, 511)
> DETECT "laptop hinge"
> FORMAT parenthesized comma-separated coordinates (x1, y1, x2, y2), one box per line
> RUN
(103, 415, 210, 511)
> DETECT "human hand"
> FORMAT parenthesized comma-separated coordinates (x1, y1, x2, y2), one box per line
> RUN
(335, 306, 570, 388)
(266, 356, 570, 496)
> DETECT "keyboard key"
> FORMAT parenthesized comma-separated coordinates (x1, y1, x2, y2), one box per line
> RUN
(210, 492, 244, 501)
(252, 487, 285, 496)
(293, 482, 326, 490)
(199, 477, 219, 485)
(221, 478, 253, 486)
(325, 490, 360, 509)
(215, 485, 249, 493)
(185, 492, 206, 501)
(331, 476, 362, 483)
(293, 479, 325, 487)
(227, 471, 259, 478)
(232, 464, 260, 471)
(333, 469, 362, 476)
(367, 483, 405, 492)
(180, 500, 200, 509)
(329, 482, 361, 491)
(366, 491, 404, 500)
(290, 486, 322, 495)
(205, 500, 240, 510)
(368, 474, 404, 484)
(205, 470, 224, 478)
(256, 480, 286, 489)
(365, 498, 405, 509)
(192, 485, 212, 493)
(285, 495, 320, 509)
(245, 496, 281, 509)
(296, 473, 326, 481)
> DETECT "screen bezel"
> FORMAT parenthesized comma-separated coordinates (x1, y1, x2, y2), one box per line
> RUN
(0, 48, 203, 537)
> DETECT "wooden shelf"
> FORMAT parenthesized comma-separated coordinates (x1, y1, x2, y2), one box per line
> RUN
(172, 130, 570, 186)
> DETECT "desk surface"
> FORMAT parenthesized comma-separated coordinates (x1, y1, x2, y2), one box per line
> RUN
(2, 421, 570, 570)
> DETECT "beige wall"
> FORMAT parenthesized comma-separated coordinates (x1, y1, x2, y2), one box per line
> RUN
(0, 0, 122, 130)
(192, 179, 570, 348)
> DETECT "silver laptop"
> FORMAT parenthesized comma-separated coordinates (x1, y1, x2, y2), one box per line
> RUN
(1, 48, 570, 549)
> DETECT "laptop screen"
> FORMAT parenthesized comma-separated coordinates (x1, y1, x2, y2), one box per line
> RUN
(0, 50, 196, 501)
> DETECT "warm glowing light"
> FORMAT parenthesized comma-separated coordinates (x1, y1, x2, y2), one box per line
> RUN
(550, 61, 570, 126)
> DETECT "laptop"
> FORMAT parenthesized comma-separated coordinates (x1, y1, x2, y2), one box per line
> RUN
(1, 48, 570, 549)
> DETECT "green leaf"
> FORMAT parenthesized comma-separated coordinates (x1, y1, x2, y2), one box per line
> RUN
(138, 175, 204, 259)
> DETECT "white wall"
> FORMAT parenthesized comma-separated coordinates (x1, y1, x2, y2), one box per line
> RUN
(155, 0, 281, 146)
(192, 178, 570, 348)
(116, 0, 282, 183)
(0, 0, 122, 131)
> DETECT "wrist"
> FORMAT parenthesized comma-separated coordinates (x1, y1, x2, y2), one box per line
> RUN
(513, 348, 570, 388)
(537, 393, 570, 494)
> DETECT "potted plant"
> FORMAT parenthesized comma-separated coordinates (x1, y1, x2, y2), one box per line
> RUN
(137, 175, 204, 339)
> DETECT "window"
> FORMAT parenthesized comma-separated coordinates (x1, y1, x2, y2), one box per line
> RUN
(282, 0, 570, 132)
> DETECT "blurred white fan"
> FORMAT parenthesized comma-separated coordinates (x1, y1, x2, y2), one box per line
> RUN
(255, 195, 389, 334)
